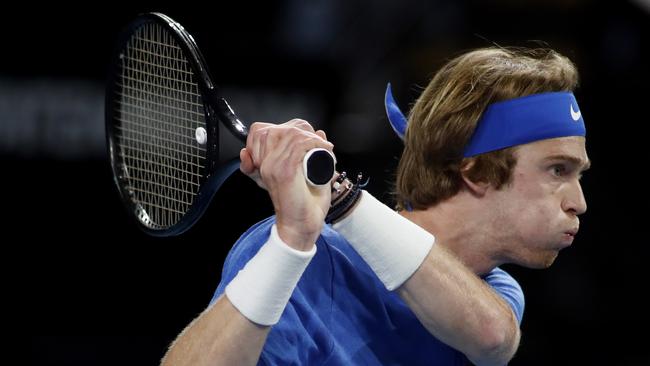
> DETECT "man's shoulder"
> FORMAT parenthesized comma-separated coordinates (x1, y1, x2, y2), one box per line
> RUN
(211, 217, 277, 304)
(228, 216, 276, 258)
(229, 218, 346, 255)
(211, 217, 347, 304)
(484, 267, 525, 324)
(484, 267, 519, 283)
(223, 218, 349, 269)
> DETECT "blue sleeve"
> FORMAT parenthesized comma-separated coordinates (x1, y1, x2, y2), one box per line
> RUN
(209, 217, 276, 305)
(483, 267, 525, 325)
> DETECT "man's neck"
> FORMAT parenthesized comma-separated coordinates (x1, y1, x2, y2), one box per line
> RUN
(398, 195, 505, 276)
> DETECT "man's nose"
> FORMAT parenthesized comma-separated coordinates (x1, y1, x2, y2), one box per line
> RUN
(562, 180, 587, 216)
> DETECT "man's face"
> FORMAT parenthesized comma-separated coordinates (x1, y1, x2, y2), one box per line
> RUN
(489, 136, 590, 268)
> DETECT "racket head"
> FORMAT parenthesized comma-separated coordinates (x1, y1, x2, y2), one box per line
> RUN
(106, 13, 244, 236)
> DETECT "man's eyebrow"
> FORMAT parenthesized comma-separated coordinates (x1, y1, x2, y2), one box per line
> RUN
(544, 154, 591, 171)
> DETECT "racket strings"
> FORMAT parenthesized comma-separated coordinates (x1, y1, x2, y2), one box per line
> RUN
(115, 23, 206, 229)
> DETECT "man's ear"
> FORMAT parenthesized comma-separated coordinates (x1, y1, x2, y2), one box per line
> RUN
(460, 159, 490, 196)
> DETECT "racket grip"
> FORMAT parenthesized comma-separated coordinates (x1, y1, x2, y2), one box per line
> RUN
(303, 148, 336, 186)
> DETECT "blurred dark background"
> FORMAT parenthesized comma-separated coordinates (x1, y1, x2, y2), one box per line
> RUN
(10, 0, 647, 365)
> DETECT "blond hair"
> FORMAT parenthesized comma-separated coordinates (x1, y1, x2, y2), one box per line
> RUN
(395, 47, 579, 210)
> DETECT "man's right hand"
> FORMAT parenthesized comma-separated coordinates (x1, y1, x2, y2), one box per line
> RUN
(239, 119, 335, 251)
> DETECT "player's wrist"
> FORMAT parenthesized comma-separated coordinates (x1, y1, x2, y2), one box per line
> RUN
(225, 224, 317, 326)
(275, 223, 319, 251)
(332, 191, 434, 291)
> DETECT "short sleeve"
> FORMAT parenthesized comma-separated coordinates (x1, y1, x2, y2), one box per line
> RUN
(483, 267, 525, 325)
(209, 217, 276, 305)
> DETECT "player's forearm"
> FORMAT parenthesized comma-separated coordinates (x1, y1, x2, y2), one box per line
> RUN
(397, 246, 520, 366)
(162, 221, 316, 365)
(332, 190, 519, 365)
(161, 295, 270, 366)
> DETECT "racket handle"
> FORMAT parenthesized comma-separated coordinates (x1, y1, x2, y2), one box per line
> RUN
(303, 148, 336, 186)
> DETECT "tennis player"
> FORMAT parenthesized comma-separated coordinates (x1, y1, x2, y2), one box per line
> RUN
(161, 46, 589, 366)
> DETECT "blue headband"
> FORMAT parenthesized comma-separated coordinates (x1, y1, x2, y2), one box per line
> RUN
(385, 83, 408, 140)
(384, 84, 586, 157)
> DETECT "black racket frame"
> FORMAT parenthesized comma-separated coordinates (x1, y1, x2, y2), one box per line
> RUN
(106, 12, 246, 236)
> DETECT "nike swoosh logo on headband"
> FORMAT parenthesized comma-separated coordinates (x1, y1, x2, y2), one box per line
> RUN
(570, 104, 581, 121)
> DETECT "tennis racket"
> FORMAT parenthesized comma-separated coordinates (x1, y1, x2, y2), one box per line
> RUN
(106, 13, 336, 236)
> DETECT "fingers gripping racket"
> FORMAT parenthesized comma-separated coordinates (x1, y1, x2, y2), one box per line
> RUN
(106, 13, 336, 236)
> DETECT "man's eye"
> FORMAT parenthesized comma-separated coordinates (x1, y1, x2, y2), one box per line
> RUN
(552, 165, 566, 176)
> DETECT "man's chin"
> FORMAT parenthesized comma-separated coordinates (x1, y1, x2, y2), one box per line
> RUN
(522, 252, 559, 269)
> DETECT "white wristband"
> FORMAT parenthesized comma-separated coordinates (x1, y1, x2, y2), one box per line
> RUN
(225, 224, 317, 326)
(332, 191, 434, 291)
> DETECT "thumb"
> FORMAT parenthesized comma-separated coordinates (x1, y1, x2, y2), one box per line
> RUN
(240, 147, 266, 190)
(239, 148, 255, 174)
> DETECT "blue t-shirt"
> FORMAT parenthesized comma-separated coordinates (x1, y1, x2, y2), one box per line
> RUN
(212, 217, 525, 365)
